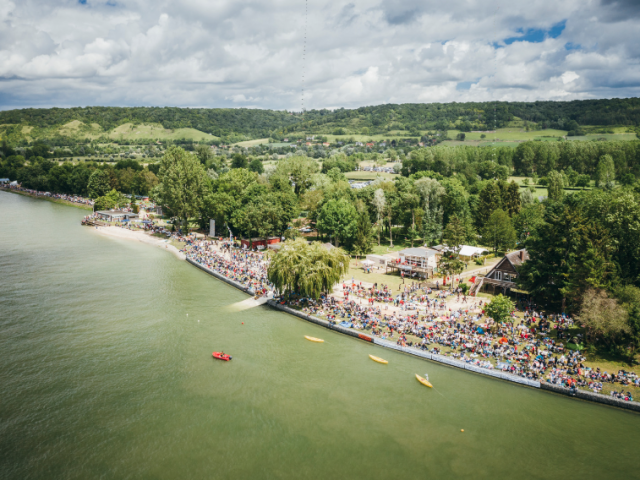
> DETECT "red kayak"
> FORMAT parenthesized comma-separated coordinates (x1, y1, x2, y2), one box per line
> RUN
(212, 352, 232, 361)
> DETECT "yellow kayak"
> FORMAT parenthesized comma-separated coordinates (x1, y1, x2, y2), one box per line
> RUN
(304, 336, 324, 343)
(369, 354, 388, 364)
(415, 374, 433, 388)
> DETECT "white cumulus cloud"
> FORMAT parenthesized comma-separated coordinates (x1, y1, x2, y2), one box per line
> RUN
(0, 0, 638, 110)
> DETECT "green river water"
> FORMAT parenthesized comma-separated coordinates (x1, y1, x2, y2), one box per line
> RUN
(1, 190, 639, 480)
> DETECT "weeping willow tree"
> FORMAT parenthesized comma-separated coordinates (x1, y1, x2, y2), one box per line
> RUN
(267, 238, 350, 299)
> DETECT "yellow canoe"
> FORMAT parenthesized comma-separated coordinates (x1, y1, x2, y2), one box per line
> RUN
(304, 336, 324, 343)
(369, 354, 388, 364)
(415, 374, 433, 388)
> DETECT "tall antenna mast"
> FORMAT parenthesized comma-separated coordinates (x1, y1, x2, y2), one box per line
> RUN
(301, 0, 308, 127)
(492, 6, 500, 162)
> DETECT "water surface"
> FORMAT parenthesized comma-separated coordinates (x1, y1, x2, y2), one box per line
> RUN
(1, 191, 638, 479)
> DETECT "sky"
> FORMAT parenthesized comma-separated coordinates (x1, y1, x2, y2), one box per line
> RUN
(0, 0, 639, 111)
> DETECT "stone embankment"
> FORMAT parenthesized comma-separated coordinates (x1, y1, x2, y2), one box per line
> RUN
(187, 257, 256, 295)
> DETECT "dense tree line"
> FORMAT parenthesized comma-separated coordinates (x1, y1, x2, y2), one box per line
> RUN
(2, 98, 639, 145)
(513, 140, 640, 178)
(0, 143, 158, 196)
(518, 187, 640, 362)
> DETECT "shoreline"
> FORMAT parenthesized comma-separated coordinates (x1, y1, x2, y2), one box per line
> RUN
(0, 187, 93, 210)
(15, 192, 639, 413)
(183, 245, 640, 413)
(169, 234, 640, 413)
(90, 225, 185, 260)
(267, 300, 640, 413)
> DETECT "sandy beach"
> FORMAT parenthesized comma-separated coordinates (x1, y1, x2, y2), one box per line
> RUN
(91, 225, 186, 260)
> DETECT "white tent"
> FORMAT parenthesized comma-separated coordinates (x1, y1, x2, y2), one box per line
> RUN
(458, 246, 489, 259)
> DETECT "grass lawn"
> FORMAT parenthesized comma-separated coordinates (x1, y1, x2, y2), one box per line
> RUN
(568, 133, 637, 142)
(323, 134, 412, 143)
(108, 123, 218, 142)
(49, 121, 218, 142)
(233, 138, 270, 147)
(448, 128, 568, 142)
(507, 176, 597, 200)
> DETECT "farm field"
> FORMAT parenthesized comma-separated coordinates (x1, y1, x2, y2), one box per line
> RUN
(322, 134, 408, 143)
(232, 138, 270, 147)
(108, 123, 218, 141)
(442, 140, 520, 147)
(447, 128, 568, 141)
(567, 133, 637, 141)
(508, 176, 595, 201)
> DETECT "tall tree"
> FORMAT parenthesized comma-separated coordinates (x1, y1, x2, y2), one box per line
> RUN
(231, 153, 248, 169)
(267, 238, 350, 299)
(317, 198, 357, 248)
(87, 169, 111, 199)
(156, 146, 207, 232)
(351, 200, 375, 256)
(595, 154, 616, 189)
(546, 170, 565, 201)
(476, 181, 502, 227)
(275, 156, 319, 196)
(439, 214, 465, 289)
(415, 177, 444, 246)
(485, 294, 515, 323)
(372, 188, 386, 246)
(580, 289, 629, 348)
(482, 209, 516, 253)
(504, 181, 521, 216)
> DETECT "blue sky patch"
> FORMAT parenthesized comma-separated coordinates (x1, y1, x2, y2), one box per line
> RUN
(78, 0, 87, 4)
(504, 20, 566, 45)
(456, 81, 475, 91)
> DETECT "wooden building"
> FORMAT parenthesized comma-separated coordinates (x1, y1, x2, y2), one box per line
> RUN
(386, 247, 440, 279)
(475, 249, 529, 295)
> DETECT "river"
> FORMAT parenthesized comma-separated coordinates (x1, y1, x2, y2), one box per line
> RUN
(1, 190, 639, 479)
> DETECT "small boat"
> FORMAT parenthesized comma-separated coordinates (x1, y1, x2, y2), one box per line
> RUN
(212, 352, 232, 361)
(369, 354, 388, 364)
(304, 336, 324, 343)
(415, 374, 433, 388)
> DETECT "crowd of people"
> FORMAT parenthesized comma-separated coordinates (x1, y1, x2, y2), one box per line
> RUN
(2, 184, 94, 206)
(184, 239, 272, 297)
(287, 286, 638, 399)
(73, 206, 640, 402)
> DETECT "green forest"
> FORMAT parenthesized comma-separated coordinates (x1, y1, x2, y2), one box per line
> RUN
(2, 98, 640, 147)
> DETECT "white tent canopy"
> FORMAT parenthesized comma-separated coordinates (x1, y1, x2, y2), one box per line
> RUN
(459, 246, 488, 257)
